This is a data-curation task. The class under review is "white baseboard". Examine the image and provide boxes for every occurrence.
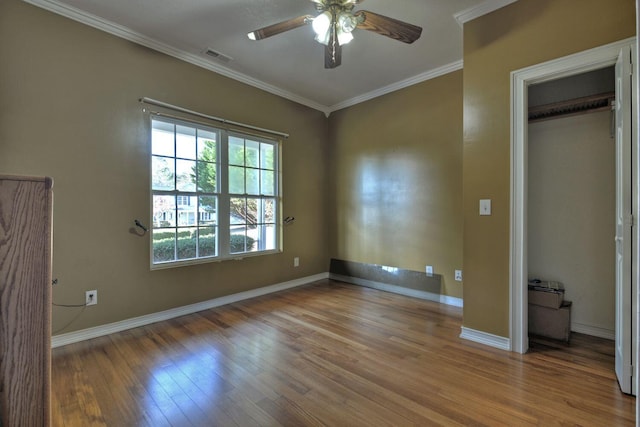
[330,273,464,307]
[52,273,329,348]
[460,326,511,351]
[572,322,615,340]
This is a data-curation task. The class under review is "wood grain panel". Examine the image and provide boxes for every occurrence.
[50,280,634,426]
[0,176,53,427]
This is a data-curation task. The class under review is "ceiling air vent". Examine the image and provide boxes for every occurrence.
[204,48,233,63]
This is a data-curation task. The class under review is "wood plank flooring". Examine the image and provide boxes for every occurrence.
[51,280,635,426]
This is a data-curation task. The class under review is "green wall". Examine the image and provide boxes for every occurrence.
[462,0,635,337]
[2,0,635,341]
[328,71,464,298]
[0,0,329,334]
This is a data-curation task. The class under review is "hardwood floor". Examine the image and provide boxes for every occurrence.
[51,280,635,426]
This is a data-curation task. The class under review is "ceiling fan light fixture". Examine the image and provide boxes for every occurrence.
[312,11,331,45]
[314,32,330,45]
[313,10,356,46]
[338,12,357,33]
[336,12,356,45]
[337,29,353,45]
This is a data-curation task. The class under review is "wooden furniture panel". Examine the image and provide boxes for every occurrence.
[0,175,53,427]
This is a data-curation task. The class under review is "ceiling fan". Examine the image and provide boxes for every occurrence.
[247,0,423,69]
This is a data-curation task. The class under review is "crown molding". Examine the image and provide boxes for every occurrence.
[23,0,465,115]
[454,0,519,26]
[22,0,332,115]
[327,60,463,114]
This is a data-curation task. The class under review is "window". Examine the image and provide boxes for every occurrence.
[150,116,280,268]
[176,195,191,206]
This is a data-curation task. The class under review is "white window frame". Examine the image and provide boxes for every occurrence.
[149,115,282,270]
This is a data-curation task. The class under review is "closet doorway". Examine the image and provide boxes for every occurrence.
[527,67,616,344]
[510,39,637,396]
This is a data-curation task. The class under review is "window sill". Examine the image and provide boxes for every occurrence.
[150,248,283,271]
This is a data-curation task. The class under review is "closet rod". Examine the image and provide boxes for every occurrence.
[139,97,289,139]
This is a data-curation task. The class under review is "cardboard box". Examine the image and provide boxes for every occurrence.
[528,286,565,309]
[528,301,572,342]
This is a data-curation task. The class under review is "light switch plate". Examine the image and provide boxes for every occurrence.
[479,199,491,216]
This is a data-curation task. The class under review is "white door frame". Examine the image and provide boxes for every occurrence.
[510,37,637,354]
[635,3,639,421]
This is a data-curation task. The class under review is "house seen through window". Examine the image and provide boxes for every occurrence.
[151,116,280,267]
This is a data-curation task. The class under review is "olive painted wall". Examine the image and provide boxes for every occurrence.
[0,0,329,334]
[328,71,464,298]
[3,0,633,340]
[463,0,635,337]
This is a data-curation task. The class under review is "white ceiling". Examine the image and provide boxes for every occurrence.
[24,0,518,114]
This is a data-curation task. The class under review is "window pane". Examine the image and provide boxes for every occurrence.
[230,197,245,225]
[152,120,174,157]
[153,229,176,263]
[196,161,216,193]
[197,132,217,162]
[198,227,217,257]
[177,197,197,226]
[258,224,276,250]
[229,166,244,194]
[176,125,196,160]
[246,140,259,168]
[264,198,275,223]
[229,136,244,166]
[246,225,258,252]
[261,170,274,196]
[176,159,196,192]
[230,228,248,254]
[176,227,197,260]
[246,198,258,225]
[198,196,217,226]
[246,169,259,195]
[152,156,175,191]
[261,143,274,170]
[153,195,176,227]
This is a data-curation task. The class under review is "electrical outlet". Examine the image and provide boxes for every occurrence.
[86,290,97,306]
[454,270,463,282]
[426,265,433,276]
[294,257,300,267]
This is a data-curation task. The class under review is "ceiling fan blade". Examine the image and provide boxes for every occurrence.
[354,10,422,44]
[248,15,313,40]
